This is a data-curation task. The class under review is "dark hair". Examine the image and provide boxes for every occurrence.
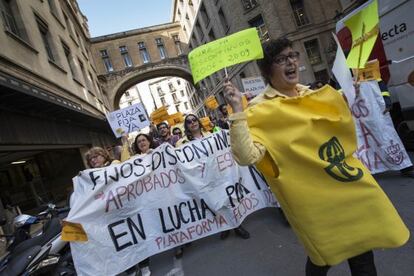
[85,147,113,168]
[257,38,293,84]
[184,114,205,141]
[156,122,169,130]
[218,104,227,114]
[172,127,182,134]
[133,133,156,154]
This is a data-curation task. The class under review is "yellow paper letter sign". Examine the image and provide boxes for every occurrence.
[188,28,264,84]
[62,221,88,242]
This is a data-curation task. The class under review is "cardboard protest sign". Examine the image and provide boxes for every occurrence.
[352,81,412,173]
[199,116,212,131]
[353,59,381,82]
[241,77,265,98]
[106,103,149,138]
[66,131,278,275]
[188,28,264,84]
[150,106,169,124]
[166,112,184,126]
[204,95,219,109]
[345,0,379,68]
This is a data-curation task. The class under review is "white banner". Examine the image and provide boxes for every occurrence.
[352,81,412,173]
[332,33,356,107]
[67,131,278,275]
[106,103,149,138]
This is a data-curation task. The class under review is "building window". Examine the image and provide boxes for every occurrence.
[304,39,322,65]
[290,0,310,27]
[47,0,59,17]
[184,102,189,110]
[173,35,183,55]
[1,0,25,38]
[214,72,220,84]
[62,42,76,76]
[76,32,87,55]
[218,9,228,32]
[119,46,133,67]
[169,82,176,91]
[177,79,181,85]
[88,72,95,92]
[138,42,150,64]
[125,91,130,97]
[249,15,269,41]
[200,4,210,25]
[196,21,204,41]
[155,38,167,59]
[177,8,181,19]
[100,49,114,72]
[191,34,197,47]
[157,86,164,96]
[172,93,178,101]
[188,0,193,6]
[78,59,89,89]
[175,104,180,112]
[36,17,55,62]
[242,0,258,10]
[180,90,184,97]
[161,97,166,105]
[314,69,329,84]
[208,29,215,41]
[63,12,75,38]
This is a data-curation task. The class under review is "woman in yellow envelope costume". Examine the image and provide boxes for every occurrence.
[223,38,409,276]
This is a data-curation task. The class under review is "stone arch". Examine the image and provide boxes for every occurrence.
[110,63,195,109]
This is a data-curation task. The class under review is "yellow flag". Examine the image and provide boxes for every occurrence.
[188,28,264,84]
[345,0,379,68]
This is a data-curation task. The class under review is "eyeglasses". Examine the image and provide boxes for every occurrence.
[273,51,300,65]
[186,118,197,124]
[89,155,102,161]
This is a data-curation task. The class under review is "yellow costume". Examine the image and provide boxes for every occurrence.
[230,84,409,265]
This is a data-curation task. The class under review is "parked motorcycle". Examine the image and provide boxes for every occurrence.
[0,204,75,276]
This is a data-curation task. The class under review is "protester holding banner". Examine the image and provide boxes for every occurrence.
[223,38,409,276]
[85,147,120,168]
[176,114,210,146]
[155,122,180,147]
[176,114,251,239]
[217,104,230,130]
[86,143,153,275]
[172,127,183,138]
[132,133,157,155]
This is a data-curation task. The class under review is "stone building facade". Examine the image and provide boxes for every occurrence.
[89,22,196,110]
[172,0,344,115]
[0,0,114,213]
[148,77,193,115]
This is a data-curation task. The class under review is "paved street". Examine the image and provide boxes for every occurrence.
[148,170,414,276]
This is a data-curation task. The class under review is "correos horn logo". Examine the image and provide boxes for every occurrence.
[319,137,363,182]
